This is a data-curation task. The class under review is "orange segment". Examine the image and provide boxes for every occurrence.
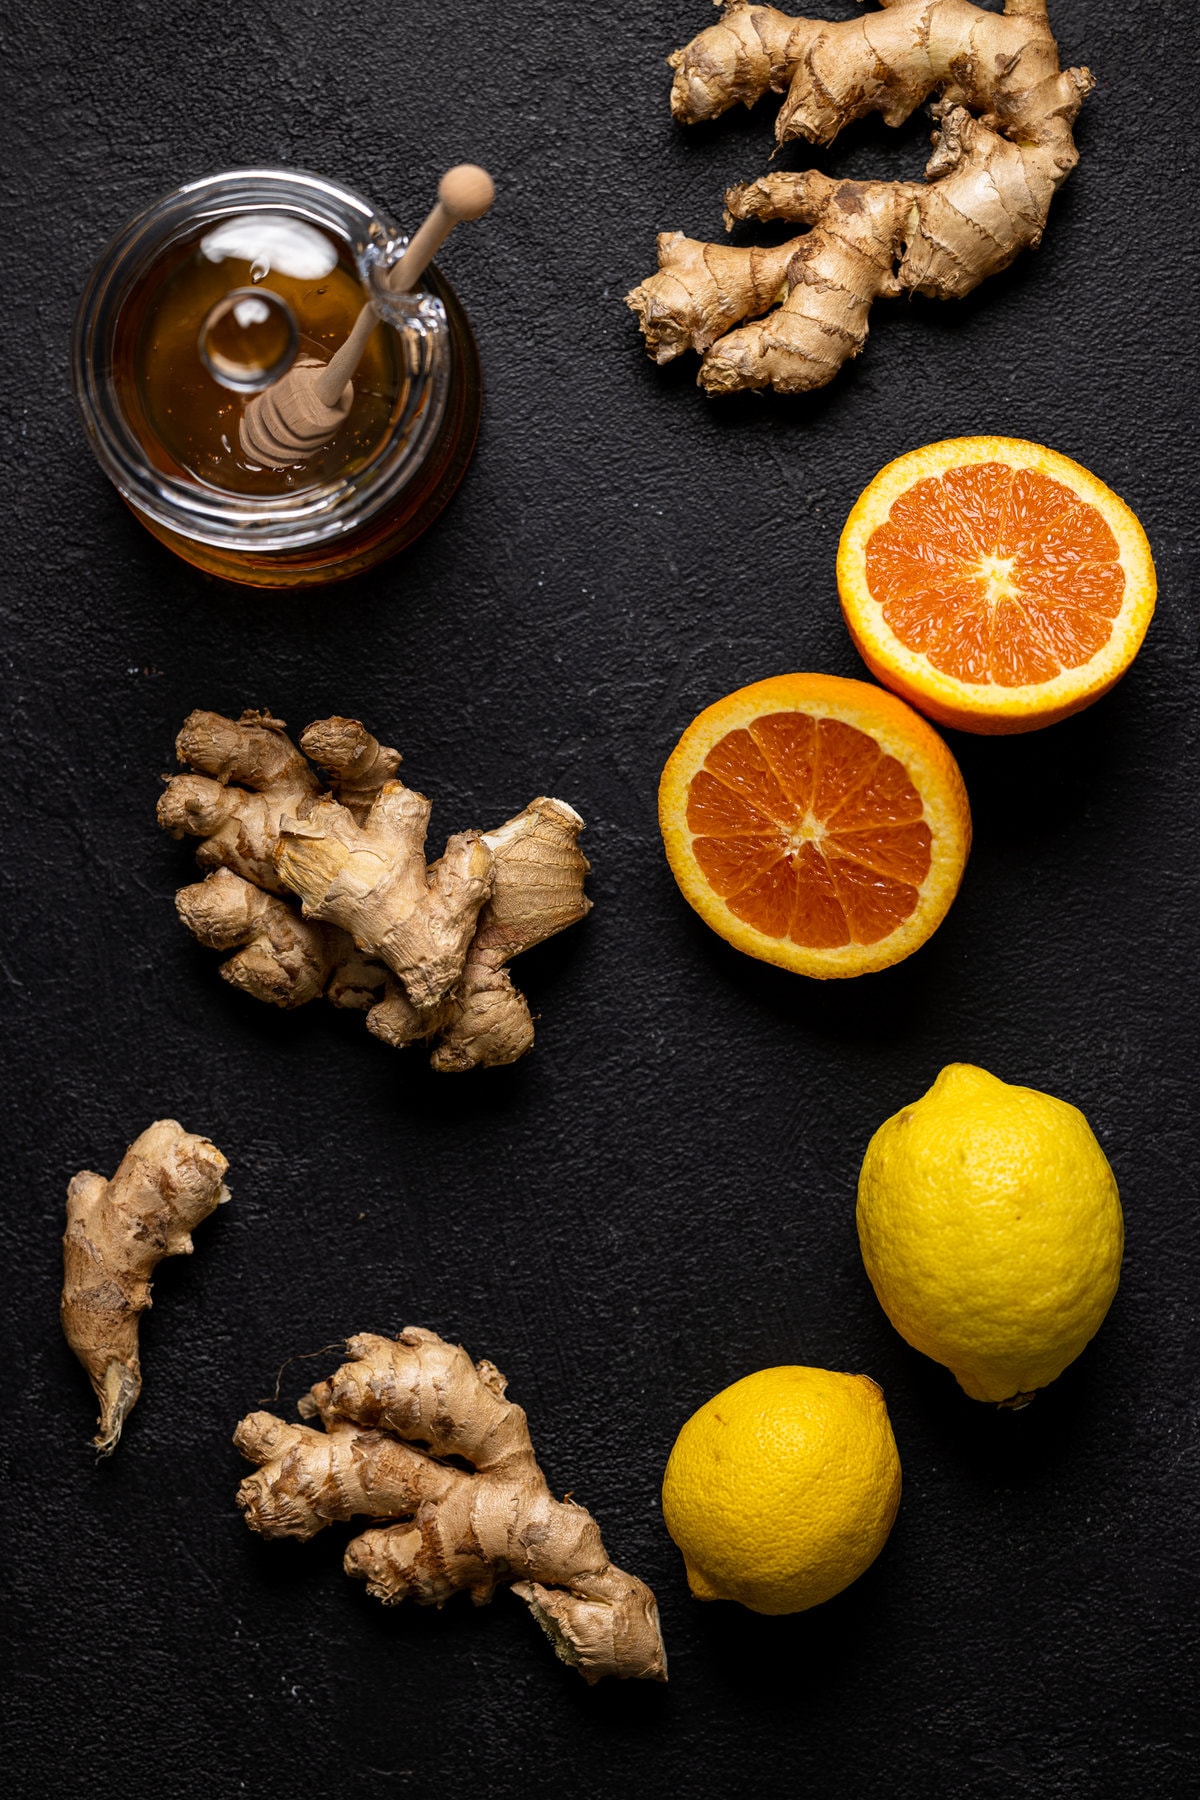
[839,439,1156,734]
[703,728,798,823]
[660,674,971,979]
[749,711,817,813]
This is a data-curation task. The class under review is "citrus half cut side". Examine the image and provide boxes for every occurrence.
[837,438,1156,734]
[659,673,971,978]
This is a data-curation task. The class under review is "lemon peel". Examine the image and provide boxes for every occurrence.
[662,1365,901,1614]
[857,1063,1124,1403]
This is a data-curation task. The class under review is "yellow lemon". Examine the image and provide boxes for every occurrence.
[857,1064,1124,1405]
[661,1366,901,1614]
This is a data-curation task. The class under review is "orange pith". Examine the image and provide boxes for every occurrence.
[864,462,1125,688]
[687,713,931,948]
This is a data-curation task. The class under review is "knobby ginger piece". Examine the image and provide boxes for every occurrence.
[158,711,591,1071]
[156,709,320,894]
[627,0,1094,394]
[236,1327,668,1684]
[62,1121,229,1453]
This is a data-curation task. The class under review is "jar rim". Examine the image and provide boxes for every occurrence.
[72,167,453,553]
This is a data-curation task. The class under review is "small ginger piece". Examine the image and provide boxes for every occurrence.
[159,712,591,1071]
[62,1121,229,1453]
[235,1327,668,1684]
[430,796,591,1071]
[174,867,387,1012]
[273,787,496,1011]
[627,0,1094,394]
[298,715,403,816]
[360,795,593,1069]
[156,709,321,893]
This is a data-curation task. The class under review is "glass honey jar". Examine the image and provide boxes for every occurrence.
[73,169,482,588]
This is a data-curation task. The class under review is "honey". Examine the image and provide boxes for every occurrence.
[124,217,402,497]
[74,170,481,588]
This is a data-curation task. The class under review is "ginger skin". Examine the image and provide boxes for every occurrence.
[627,0,1093,394]
[159,712,590,1072]
[236,1328,668,1684]
[62,1121,229,1453]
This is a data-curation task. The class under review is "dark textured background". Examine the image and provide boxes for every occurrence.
[3,3,1197,1795]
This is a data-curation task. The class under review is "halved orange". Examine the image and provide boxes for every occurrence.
[838,438,1156,734]
[659,674,971,978]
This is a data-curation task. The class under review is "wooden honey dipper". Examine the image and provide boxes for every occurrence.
[239,164,495,468]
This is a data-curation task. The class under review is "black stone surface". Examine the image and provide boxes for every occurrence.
[4,3,1198,1795]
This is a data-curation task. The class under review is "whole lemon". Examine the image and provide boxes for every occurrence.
[857,1064,1123,1404]
[661,1366,901,1614]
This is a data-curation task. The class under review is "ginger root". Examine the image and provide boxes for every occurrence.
[62,1121,229,1453]
[159,711,590,1072]
[627,0,1093,394]
[235,1327,668,1684]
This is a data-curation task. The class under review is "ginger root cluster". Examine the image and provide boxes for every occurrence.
[236,1327,668,1684]
[158,710,590,1072]
[627,0,1093,394]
